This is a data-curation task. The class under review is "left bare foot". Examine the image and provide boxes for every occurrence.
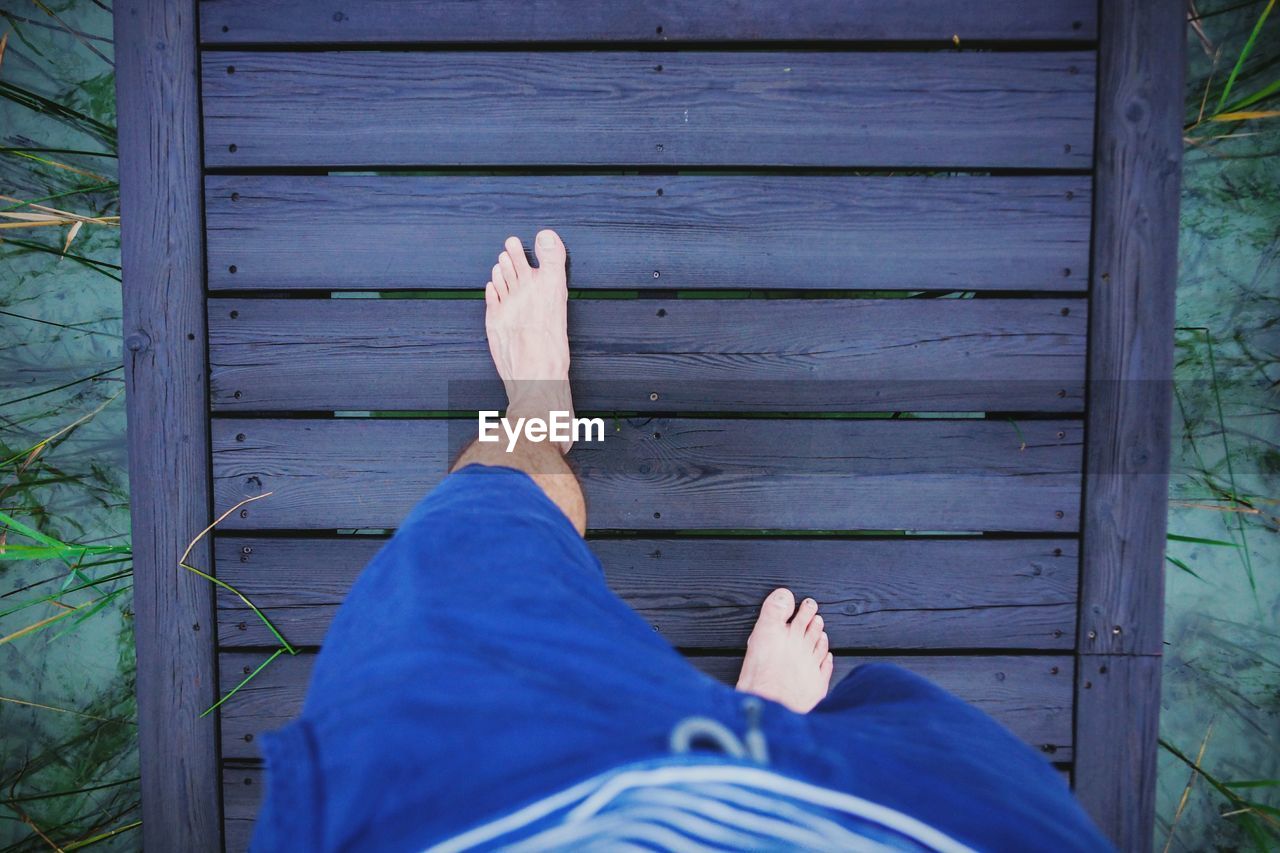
[484,230,573,450]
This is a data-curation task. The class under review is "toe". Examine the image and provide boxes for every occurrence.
[534,229,567,269]
[499,252,519,291]
[758,587,795,628]
[491,263,507,296]
[820,652,834,678]
[485,281,500,306]
[805,614,824,644]
[792,598,818,632]
[505,236,533,280]
[815,631,829,659]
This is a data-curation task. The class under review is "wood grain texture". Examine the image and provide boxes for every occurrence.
[1073,655,1161,851]
[201,51,1095,168]
[1080,0,1183,659]
[218,651,1074,761]
[115,0,221,848]
[210,418,1083,532]
[204,175,1092,292]
[1074,1,1184,848]
[223,768,262,852]
[208,297,1087,413]
[200,0,1097,44]
[214,536,1078,649]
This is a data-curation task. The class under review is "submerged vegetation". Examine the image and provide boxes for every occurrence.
[0,0,1275,850]
[1160,1,1280,849]
[1,1,136,849]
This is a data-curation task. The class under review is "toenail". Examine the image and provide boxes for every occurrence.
[539,232,556,247]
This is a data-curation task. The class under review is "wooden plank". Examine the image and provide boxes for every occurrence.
[1080,2,1182,660]
[201,51,1095,169]
[1073,655,1161,851]
[204,174,1092,292]
[115,0,221,849]
[208,297,1088,413]
[218,652,1074,761]
[210,418,1083,532]
[214,536,1078,649]
[1075,1,1183,848]
[201,0,1098,44]
[223,768,259,852]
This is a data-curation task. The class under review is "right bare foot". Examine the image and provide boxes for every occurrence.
[735,588,833,713]
[484,230,574,450]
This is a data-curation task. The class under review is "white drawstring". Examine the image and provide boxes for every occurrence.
[668,697,770,764]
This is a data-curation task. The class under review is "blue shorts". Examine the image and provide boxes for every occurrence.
[252,465,1109,852]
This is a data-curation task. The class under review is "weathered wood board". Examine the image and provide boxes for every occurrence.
[207,297,1088,412]
[202,51,1095,169]
[204,175,1092,292]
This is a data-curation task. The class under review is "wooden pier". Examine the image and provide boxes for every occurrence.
[115,2,1184,849]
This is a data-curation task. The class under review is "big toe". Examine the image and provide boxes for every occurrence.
[757,587,795,628]
[534,229,567,269]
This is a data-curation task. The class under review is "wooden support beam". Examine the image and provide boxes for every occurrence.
[1076,0,1184,849]
[115,0,221,848]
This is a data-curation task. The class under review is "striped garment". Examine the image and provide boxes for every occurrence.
[427,759,974,852]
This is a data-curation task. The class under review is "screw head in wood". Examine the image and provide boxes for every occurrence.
[1087,629,1097,640]
[649,392,659,401]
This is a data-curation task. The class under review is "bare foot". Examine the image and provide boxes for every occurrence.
[736,588,833,713]
[485,230,573,450]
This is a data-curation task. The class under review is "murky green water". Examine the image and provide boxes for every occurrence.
[1,2,1276,849]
